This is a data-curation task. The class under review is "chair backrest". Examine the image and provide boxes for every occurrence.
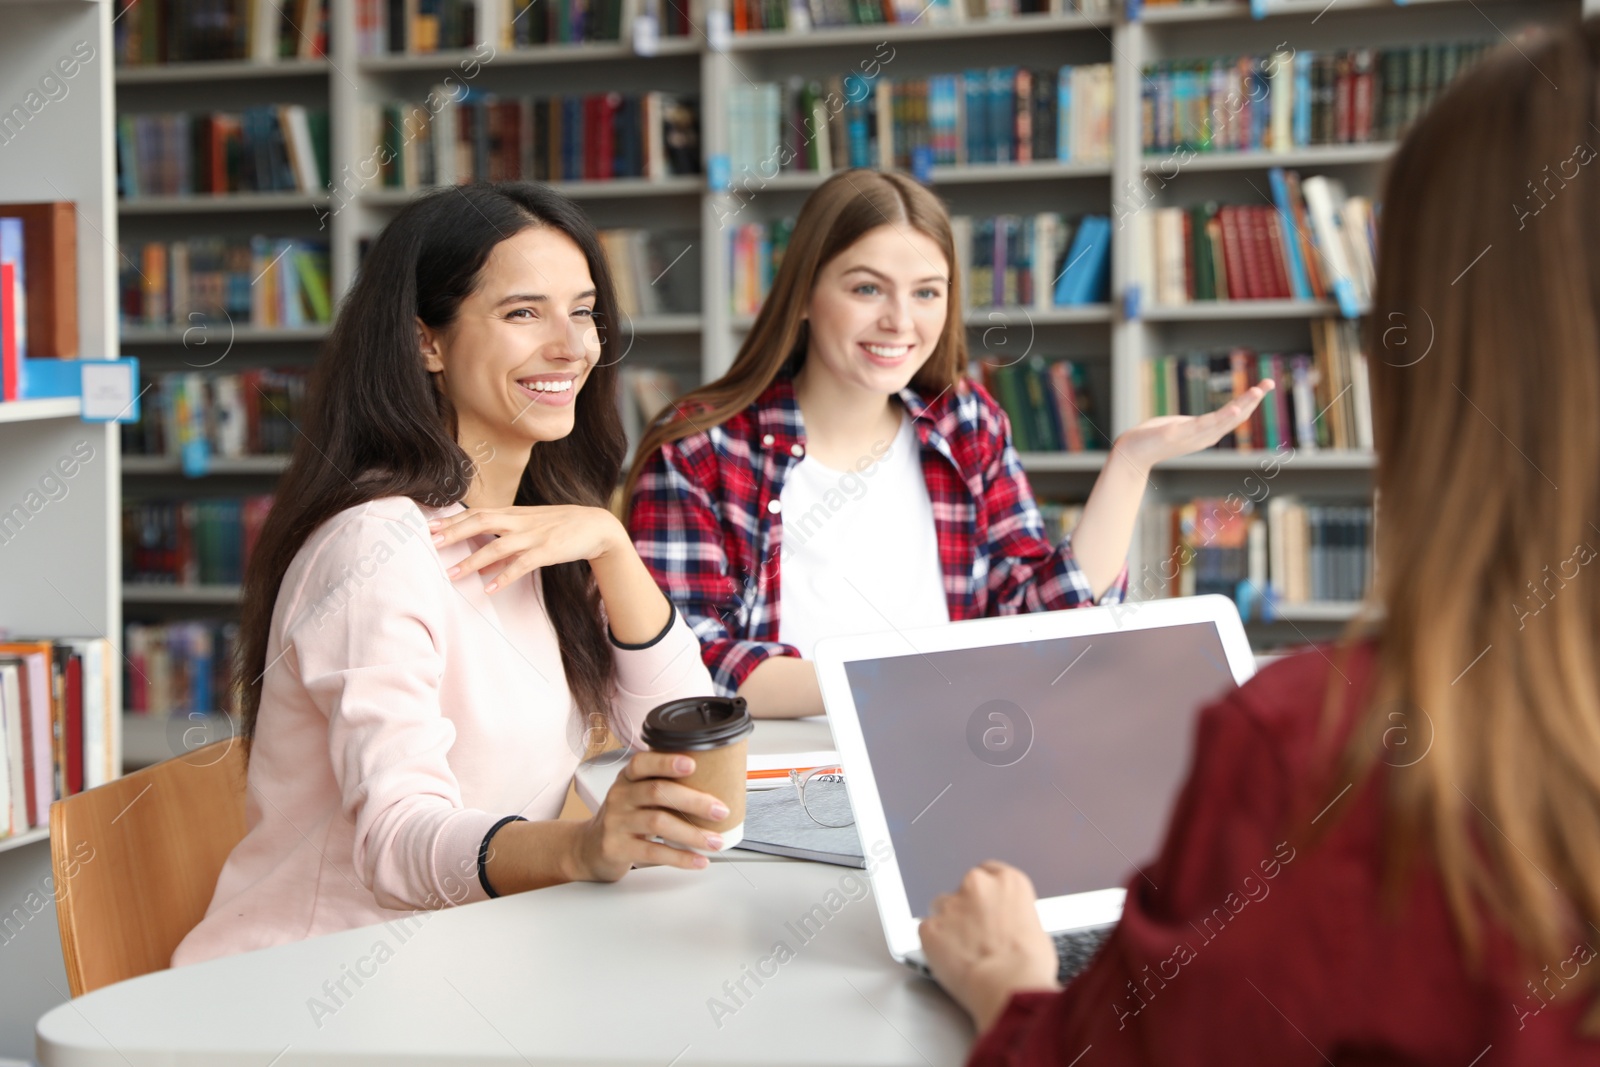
[51,739,248,995]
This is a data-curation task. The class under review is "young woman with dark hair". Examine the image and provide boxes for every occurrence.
[921,21,1600,1064]
[624,170,1272,718]
[173,183,726,966]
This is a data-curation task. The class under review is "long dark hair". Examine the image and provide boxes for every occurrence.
[622,169,968,510]
[237,182,628,748]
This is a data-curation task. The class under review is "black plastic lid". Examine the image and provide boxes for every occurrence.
[640,696,754,752]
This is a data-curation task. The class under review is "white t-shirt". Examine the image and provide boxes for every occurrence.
[777,413,950,661]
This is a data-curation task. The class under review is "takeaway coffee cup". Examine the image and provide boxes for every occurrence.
[640,696,754,852]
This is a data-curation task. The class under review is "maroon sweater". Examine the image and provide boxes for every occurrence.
[971,642,1600,1066]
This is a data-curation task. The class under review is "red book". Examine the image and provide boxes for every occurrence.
[1014,70,1033,165]
[1352,50,1375,143]
[63,647,83,798]
[1246,206,1280,299]
[1218,207,1249,300]
[0,262,16,401]
[1258,207,1293,299]
[597,94,621,181]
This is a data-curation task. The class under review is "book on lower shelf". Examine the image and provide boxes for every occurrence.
[1143,317,1372,453]
[360,90,702,188]
[598,229,700,319]
[974,356,1106,453]
[725,64,1112,179]
[121,368,311,461]
[0,202,80,401]
[1141,39,1491,155]
[1136,496,1374,616]
[123,496,275,587]
[116,106,331,200]
[119,236,332,329]
[0,638,118,838]
[114,0,328,65]
[954,212,1111,310]
[124,620,240,720]
[1134,170,1375,315]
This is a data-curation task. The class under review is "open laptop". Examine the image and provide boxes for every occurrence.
[812,594,1256,983]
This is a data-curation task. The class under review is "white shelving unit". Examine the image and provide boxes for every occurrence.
[111,0,1600,775]
[0,0,120,1050]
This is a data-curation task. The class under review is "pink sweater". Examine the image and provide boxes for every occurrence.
[172,497,714,966]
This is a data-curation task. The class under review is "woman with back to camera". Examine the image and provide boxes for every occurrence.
[624,170,1273,718]
[919,19,1600,1064]
[173,183,728,967]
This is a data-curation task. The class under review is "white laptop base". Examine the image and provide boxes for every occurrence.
[812,595,1257,975]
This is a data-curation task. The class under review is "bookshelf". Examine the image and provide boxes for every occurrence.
[0,0,120,1050]
[112,0,1598,770]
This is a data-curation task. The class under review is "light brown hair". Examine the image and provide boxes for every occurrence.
[622,169,969,509]
[1339,18,1600,980]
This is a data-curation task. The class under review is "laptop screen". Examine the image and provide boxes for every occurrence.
[841,620,1238,917]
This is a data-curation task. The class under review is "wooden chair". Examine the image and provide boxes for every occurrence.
[50,739,248,995]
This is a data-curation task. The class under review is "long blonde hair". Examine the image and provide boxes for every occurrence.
[1337,18,1600,976]
[622,169,969,510]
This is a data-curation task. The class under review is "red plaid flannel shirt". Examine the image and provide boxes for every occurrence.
[626,367,1128,697]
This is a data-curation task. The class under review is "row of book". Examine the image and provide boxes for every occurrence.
[119,237,333,329]
[1138,497,1374,606]
[1134,171,1375,314]
[362,91,701,190]
[125,621,240,718]
[728,219,792,318]
[356,0,697,54]
[954,213,1111,309]
[123,497,274,587]
[114,0,328,65]
[0,639,117,837]
[1141,42,1490,155]
[116,107,331,200]
[599,230,699,318]
[0,202,80,400]
[1142,321,1373,454]
[121,369,312,459]
[975,357,1106,453]
[737,0,1110,32]
[725,65,1112,178]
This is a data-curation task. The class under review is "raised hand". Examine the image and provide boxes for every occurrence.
[1114,379,1276,474]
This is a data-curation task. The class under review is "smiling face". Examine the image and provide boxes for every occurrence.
[417,224,601,455]
[801,224,951,400]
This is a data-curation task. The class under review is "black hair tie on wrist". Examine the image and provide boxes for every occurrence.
[477,815,528,899]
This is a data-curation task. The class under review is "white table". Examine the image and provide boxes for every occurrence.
[40,719,978,1065]
[36,859,974,1066]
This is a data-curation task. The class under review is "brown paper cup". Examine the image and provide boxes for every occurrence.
[661,738,747,848]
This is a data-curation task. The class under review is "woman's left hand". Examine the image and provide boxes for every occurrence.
[919,861,1062,1033]
[1113,379,1276,474]
[430,505,625,592]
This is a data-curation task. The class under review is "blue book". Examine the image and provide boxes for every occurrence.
[1293,52,1313,148]
[990,67,1015,164]
[1052,215,1111,306]
[1267,168,1312,300]
[963,70,988,164]
[0,218,26,361]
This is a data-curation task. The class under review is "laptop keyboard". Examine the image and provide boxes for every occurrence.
[1053,925,1114,984]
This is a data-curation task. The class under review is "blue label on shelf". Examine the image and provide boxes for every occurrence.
[181,439,211,479]
[708,154,731,192]
[1250,0,1267,17]
[1122,284,1142,321]
[911,146,934,185]
[19,357,142,422]
[1126,0,1141,19]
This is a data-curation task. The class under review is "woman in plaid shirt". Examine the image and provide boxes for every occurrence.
[624,170,1270,718]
